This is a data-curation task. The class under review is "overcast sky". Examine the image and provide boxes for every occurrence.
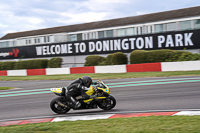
[0,0,199,38]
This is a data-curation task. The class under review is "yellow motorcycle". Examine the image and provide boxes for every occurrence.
[50,80,116,114]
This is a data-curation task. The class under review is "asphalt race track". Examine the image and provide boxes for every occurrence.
[0,76,200,121]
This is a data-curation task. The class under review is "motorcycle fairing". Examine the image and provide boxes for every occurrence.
[50,88,63,96]
[85,86,95,95]
[83,97,107,103]
[50,80,110,102]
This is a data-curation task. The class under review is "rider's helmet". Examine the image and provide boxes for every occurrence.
[82,76,92,88]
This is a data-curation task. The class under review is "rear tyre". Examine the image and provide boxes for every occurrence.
[98,96,116,110]
[50,97,70,114]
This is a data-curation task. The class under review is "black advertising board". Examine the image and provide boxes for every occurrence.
[0,29,200,60]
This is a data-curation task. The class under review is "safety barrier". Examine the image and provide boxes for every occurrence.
[46,68,70,75]
[95,65,126,73]
[70,66,95,74]
[0,60,200,76]
[0,71,7,76]
[126,63,161,72]
[161,61,200,71]
[7,70,27,76]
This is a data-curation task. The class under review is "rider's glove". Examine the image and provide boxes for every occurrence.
[92,86,98,91]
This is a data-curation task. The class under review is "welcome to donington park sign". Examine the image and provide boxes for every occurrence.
[0,29,199,60]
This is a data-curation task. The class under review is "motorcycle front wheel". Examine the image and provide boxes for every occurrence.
[98,95,116,110]
[50,97,70,114]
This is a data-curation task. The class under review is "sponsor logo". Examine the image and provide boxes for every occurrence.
[0,48,19,57]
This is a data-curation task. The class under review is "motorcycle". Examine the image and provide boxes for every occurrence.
[50,80,116,114]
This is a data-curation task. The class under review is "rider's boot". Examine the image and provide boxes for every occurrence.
[66,95,81,108]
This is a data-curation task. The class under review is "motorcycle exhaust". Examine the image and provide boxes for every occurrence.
[57,101,69,109]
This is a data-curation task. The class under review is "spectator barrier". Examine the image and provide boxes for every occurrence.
[0,61,200,76]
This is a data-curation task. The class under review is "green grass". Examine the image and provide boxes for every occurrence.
[0,116,200,133]
[1,70,200,81]
[0,87,14,90]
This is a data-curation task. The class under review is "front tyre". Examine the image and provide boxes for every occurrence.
[50,97,70,114]
[98,95,116,110]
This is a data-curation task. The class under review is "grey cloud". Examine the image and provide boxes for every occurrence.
[0,0,200,38]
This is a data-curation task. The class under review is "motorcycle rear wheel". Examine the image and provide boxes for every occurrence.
[98,95,116,110]
[50,97,70,114]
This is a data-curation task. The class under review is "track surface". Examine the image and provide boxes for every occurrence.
[0,76,200,121]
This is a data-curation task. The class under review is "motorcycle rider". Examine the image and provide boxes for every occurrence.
[65,76,97,108]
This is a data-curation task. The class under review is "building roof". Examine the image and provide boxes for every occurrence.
[1,6,200,40]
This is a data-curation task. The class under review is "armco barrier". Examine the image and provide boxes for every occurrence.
[27,69,46,76]
[0,71,7,76]
[95,65,126,73]
[1,61,200,76]
[126,63,161,72]
[161,61,200,71]
[46,68,70,75]
[7,70,27,76]
[70,66,95,74]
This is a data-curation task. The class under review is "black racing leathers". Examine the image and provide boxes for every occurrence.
[65,78,90,108]
[66,78,90,99]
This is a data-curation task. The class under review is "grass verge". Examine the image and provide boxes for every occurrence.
[0,116,200,133]
[0,70,200,81]
[0,87,14,90]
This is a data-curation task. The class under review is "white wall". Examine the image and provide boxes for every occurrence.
[95,65,126,73]
[46,68,70,75]
[161,60,200,71]
[7,70,27,76]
